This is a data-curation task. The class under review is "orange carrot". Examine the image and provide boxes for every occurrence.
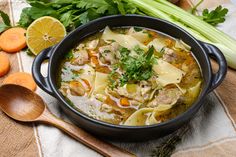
[149,31,158,38]
[91,56,99,66]
[165,39,173,47]
[95,66,111,74]
[0,27,27,53]
[120,97,130,106]
[0,53,10,77]
[105,96,117,107]
[81,79,91,91]
[3,72,37,91]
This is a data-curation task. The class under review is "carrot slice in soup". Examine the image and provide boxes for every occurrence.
[88,50,97,57]
[0,27,27,53]
[3,72,37,91]
[120,98,130,106]
[91,56,99,66]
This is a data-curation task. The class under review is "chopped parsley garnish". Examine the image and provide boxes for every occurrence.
[143,30,153,38]
[65,50,73,60]
[112,46,156,87]
[134,45,145,55]
[108,65,119,89]
[134,26,143,32]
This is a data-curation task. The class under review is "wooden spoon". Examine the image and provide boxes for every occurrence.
[0,84,135,157]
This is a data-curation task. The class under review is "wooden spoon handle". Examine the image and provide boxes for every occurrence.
[39,108,135,157]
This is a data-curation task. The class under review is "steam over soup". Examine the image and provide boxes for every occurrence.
[58,27,202,126]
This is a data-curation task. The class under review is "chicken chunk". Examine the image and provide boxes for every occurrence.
[71,50,89,65]
[148,88,182,107]
[86,39,99,50]
[162,48,177,63]
[69,81,86,96]
[140,81,152,100]
[114,85,145,103]
[99,42,120,64]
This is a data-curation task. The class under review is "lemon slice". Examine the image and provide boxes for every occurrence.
[26,16,66,55]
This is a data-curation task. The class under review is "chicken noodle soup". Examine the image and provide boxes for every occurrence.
[58,27,202,126]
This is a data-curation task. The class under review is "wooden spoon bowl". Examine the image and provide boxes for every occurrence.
[0,85,45,121]
[0,84,135,157]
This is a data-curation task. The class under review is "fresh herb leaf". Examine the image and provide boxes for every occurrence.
[143,30,153,38]
[134,26,143,32]
[0,10,11,26]
[146,46,154,60]
[122,1,138,14]
[0,24,10,33]
[29,7,58,19]
[79,9,101,25]
[119,74,129,87]
[65,50,73,59]
[199,5,228,26]
[113,0,126,15]
[60,11,73,28]
[18,8,34,28]
[52,0,74,4]
[120,47,130,58]
[134,45,145,54]
[76,0,115,14]
[108,69,118,89]
[0,11,11,33]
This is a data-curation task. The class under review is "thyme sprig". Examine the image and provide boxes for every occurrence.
[151,125,191,157]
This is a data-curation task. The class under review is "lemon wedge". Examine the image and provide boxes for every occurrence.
[26,16,66,55]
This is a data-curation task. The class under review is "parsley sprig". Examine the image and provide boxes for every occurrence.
[200,5,229,26]
[191,1,228,26]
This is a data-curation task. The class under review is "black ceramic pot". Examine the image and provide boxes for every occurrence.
[32,15,227,141]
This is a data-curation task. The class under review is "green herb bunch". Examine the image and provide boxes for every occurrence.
[18,0,137,31]
[200,5,229,26]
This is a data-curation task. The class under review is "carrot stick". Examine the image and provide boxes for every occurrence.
[3,72,37,91]
[0,53,10,77]
[0,27,27,53]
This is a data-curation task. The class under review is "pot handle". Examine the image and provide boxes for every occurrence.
[32,47,54,96]
[200,42,227,93]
